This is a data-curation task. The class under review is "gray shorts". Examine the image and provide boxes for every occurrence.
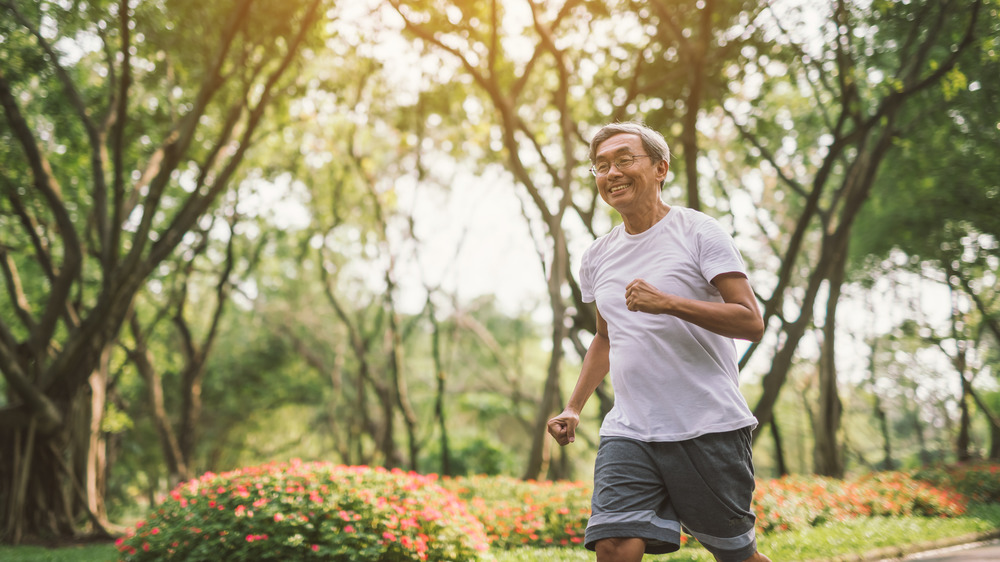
[585,427,758,561]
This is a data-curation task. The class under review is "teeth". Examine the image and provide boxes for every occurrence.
[609,183,630,194]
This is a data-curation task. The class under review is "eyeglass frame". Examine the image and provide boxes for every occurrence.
[589,154,651,177]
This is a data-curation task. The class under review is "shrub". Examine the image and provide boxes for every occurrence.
[116,460,489,561]
[440,475,591,550]
[854,471,967,517]
[912,462,1000,504]
[753,472,967,535]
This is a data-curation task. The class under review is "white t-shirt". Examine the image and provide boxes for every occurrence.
[580,206,758,442]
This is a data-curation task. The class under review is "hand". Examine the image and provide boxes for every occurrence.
[625,278,668,313]
[547,408,580,446]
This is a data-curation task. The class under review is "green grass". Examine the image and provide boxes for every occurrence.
[0,543,118,562]
[4,505,1000,562]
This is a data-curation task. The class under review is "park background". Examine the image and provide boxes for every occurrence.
[1,0,999,559]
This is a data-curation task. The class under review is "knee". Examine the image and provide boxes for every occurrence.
[595,537,645,562]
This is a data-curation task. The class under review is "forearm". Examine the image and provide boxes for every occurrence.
[627,276,764,342]
[657,295,764,342]
[565,331,611,413]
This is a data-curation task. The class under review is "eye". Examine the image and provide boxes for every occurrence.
[595,162,611,174]
[616,155,635,168]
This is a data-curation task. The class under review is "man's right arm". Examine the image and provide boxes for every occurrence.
[547,308,611,446]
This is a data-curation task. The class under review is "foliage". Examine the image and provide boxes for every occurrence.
[753,472,966,534]
[115,460,489,561]
[912,462,1000,504]
[1,0,327,541]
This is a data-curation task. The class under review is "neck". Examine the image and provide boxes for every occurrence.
[622,201,671,234]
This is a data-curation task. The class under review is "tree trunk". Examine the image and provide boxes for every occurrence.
[524,227,569,480]
[813,246,847,478]
[951,288,973,462]
[957,372,973,462]
[904,392,932,466]
[429,301,452,476]
[770,414,788,477]
[868,338,894,470]
[1,386,113,543]
[991,421,1000,461]
[85,348,111,530]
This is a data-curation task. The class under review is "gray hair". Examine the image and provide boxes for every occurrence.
[588,121,671,167]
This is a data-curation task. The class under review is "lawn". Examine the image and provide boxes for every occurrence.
[3,504,999,562]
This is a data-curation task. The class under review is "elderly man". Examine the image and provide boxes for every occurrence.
[547,122,770,562]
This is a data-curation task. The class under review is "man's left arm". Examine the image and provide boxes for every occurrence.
[625,272,764,341]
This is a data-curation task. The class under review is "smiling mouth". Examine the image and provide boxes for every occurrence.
[608,183,631,194]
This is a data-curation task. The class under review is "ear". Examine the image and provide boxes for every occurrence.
[655,160,669,183]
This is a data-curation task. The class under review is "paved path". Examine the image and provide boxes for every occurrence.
[895,539,1000,561]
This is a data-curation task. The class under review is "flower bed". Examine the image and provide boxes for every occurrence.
[912,462,1000,504]
[753,472,967,534]
[439,475,592,550]
[116,460,488,561]
[116,461,989,559]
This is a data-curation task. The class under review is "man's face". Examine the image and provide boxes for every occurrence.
[593,133,668,215]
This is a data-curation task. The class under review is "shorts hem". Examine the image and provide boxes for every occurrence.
[705,537,758,562]
[584,523,680,555]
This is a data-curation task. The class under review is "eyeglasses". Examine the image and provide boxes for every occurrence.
[590,154,650,177]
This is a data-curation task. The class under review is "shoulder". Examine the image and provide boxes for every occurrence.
[670,207,731,240]
[584,223,626,259]
[672,206,718,229]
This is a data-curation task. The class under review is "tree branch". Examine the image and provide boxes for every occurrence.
[0,248,36,334]
[0,69,83,359]
[108,0,133,274]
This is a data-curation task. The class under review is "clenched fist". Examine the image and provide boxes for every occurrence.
[547,408,580,446]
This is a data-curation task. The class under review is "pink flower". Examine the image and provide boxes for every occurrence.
[311,544,320,552]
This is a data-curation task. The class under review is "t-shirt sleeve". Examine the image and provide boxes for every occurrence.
[580,248,596,303]
[697,218,747,284]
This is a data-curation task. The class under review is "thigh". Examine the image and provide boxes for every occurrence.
[591,437,666,514]
[656,428,759,561]
[586,437,681,555]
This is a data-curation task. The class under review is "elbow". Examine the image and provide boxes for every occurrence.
[746,318,765,343]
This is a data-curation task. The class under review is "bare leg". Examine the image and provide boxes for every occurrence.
[595,537,646,562]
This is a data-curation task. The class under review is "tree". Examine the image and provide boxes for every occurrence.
[851,0,1000,462]
[123,202,263,487]
[0,0,323,542]
[731,0,983,476]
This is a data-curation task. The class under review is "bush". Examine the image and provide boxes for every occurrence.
[115,460,985,560]
[912,462,1000,504]
[440,475,591,550]
[116,460,489,561]
[753,472,967,534]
